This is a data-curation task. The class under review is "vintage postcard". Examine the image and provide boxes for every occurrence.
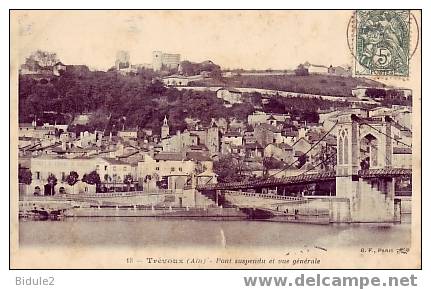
[10,10,421,269]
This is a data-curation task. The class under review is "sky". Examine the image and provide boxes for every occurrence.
[13,10,355,71]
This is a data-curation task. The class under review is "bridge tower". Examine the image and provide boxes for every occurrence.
[335,114,396,222]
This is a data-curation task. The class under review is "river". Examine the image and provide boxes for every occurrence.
[19,216,411,248]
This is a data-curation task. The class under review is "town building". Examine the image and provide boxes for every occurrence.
[221,131,243,155]
[303,62,328,74]
[161,130,200,152]
[162,74,204,87]
[117,129,139,140]
[152,51,181,71]
[253,124,283,147]
[328,65,351,76]
[264,143,294,163]
[352,87,412,101]
[247,111,291,127]
[189,121,221,157]
[292,137,312,155]
[244,142,264,159]
[137,152,214,191]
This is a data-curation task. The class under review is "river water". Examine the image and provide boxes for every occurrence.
[19,216,411,248]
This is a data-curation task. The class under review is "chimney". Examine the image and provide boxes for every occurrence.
[61,141,66,151]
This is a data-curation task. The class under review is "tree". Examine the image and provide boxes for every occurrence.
[294,64,309,76]
[123,174,133,191]
[310,144,337,172]
[296,154,309,169]
[87,109,110,131]
[264,98,286,114]
[263,157,284,176]
[65,171,79,194]
[214,154,246,183]
[66,171,79,185]
[18,167,32,185]
[25,50,59,68]
[104,174,111,182]
[82,171,101,185]
[47,173,57,196]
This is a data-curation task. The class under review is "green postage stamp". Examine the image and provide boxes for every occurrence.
[355,10,410,77]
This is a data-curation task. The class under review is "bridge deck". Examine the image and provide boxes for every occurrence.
[197,168,411,191]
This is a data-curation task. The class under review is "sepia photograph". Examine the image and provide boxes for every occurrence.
[9,10,421,269]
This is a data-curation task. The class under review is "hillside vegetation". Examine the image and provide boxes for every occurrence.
[191,74,386,97]
[18,69,374,134]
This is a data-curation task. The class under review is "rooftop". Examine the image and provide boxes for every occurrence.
[101,157,130,165]
[154,152,184,161]
[186,151,212,162]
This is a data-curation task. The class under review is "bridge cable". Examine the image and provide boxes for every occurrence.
[359,122,412,148]
[297,151,338,177]
[266,120,339,179]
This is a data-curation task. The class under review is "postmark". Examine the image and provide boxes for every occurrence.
[354,10,410,77]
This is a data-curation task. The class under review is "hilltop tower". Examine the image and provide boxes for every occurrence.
[115,50,130,70]
[161,115,170,139]
[152,51,163,71]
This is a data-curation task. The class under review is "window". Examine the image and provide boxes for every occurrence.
[36,171,40,180]
[171,167,175,172]
[104,166,108,170]
[156,167,160,171]
[123,166,127,171]
[179,167,182,172]
[338,135,344,165]
[343,136,349,165]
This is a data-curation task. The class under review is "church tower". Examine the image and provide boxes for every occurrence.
[161,115,170,139]
[207,119,220,156]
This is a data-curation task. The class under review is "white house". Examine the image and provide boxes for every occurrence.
[117,130,138,140]
[162,75,190,86]
[303,62,328,74]
[137,152,214,191]
[29,156,133,195]
[216,88,242,104]
[264,143,294,163]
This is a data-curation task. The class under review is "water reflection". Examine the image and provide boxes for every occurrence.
[19,217,411,248]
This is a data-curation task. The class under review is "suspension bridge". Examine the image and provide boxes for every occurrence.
[196,114,413,223]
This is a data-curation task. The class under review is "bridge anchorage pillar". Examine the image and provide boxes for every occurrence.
[335,114,395,223]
